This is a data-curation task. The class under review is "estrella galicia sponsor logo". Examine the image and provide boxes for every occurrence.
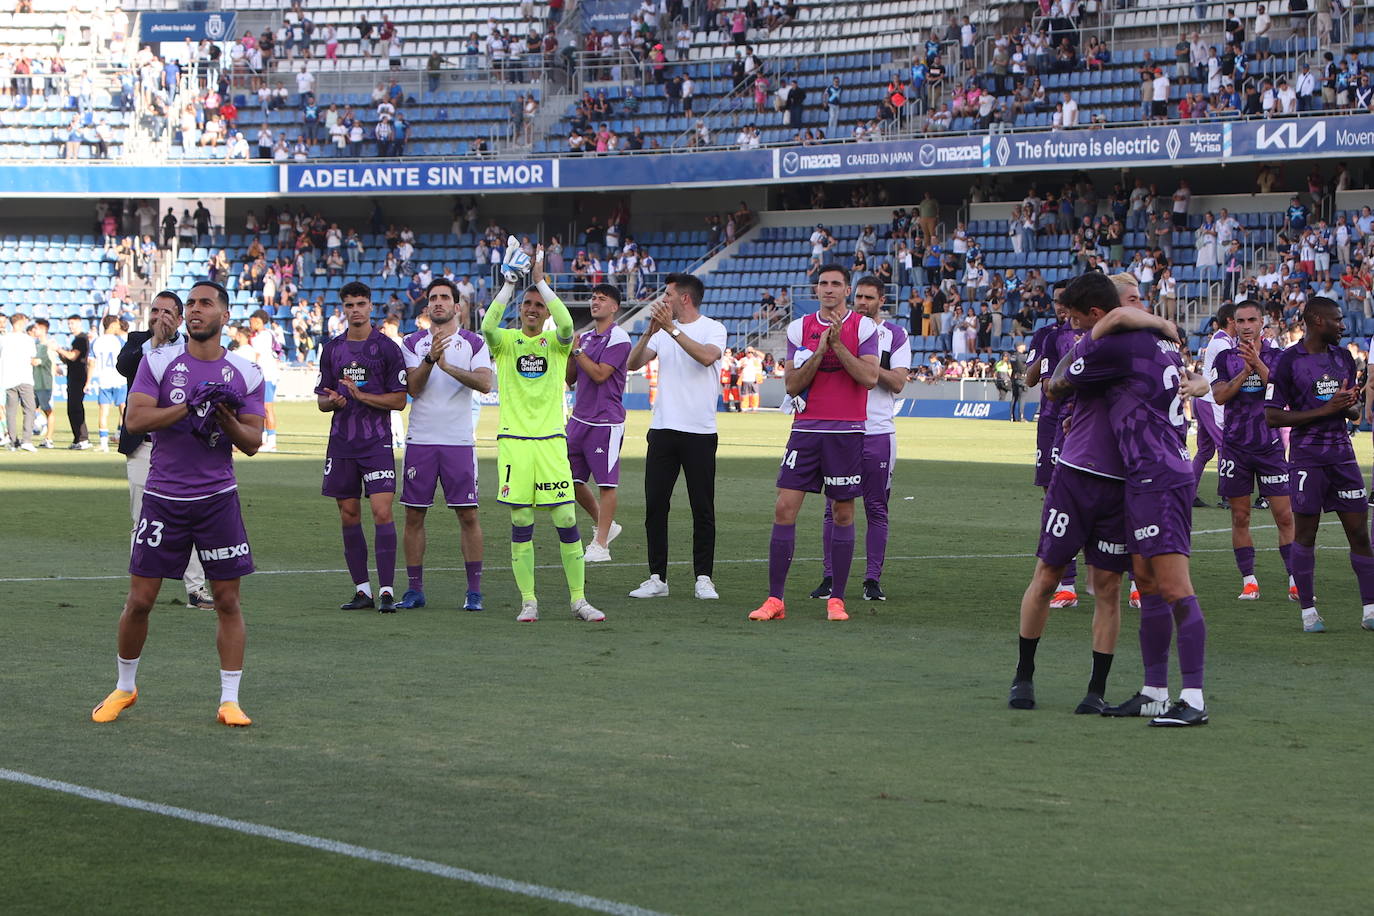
[1313,374,1338,401]
[1240,371,1263,393]
[343,362,368,383]
[824,475,861,486]
[1097,540,1128,555]
[517,353,548,378]
[362,469,396,483]
[171,372,188,387]
[200,542,249,561]
[1133,525,1160,540]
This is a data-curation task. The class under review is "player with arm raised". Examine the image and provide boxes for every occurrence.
[1265,297,1374,633]
[749,264,879,623]
[316,281,409,613]
[395,278,493,611]
[1210,300,1296,601]
[483,238,603,623]
[565,282,630,562]
[91,281,265,727]
[811,275,910,602]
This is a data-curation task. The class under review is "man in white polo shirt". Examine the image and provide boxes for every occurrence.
[626,272,727,600]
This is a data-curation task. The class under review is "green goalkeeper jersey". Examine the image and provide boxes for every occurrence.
[483,292,574,440]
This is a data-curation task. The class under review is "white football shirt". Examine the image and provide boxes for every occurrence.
[401,327,492,446]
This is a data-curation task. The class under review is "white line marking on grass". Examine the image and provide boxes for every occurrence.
[0,768,668,916]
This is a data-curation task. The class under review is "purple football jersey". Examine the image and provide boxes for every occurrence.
[316,328,408,457]
[131,347,265,500]
[1213,345,1282,453]
[1053,334,1125,481]
[1066,329,1192,490]
[1039,322,1085,423]
[571,324,631,424]
[1265,341,1359,466]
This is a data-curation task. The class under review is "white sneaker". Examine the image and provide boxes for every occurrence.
[259,443,278,453]
[606,521,623,544]
[517,599,539,622]
[17,442,36,452]
[583,541,612,563]
[694,575,719,599]
[628,574,669,598]
[572,598,605,621]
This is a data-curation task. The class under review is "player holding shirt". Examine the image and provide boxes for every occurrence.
[1265,297,1374,633]
[1211,300,1296,601]
[482,238,603,623]
[396,278,493,611]
[1193,303,1237,508]
[750,264,879,622]
[566,282,630,563]
[812,276,910,602]
[247,309,281,452]
[316,281,409,613]
[91,281,265,727]
[89,315,126,452]
[1063,275,1213,726]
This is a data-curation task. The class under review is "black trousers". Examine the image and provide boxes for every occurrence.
[66,384,88,442]
[644,428,717,580]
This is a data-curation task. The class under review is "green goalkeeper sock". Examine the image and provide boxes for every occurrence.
[551,503,584,603]
[510,518,536,602]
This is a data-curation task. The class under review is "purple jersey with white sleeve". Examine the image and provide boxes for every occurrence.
[1213,346,1282,453]
[1053,334,1125,481]
[315,328,408,457]
[1066,329,1192,490]
[131,347,265,500]
[1040,322,1085,423]
[571,324,631,424]
[1265,341,1358,466]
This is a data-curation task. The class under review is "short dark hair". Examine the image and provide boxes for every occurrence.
[1305,296,1341,320]
[855,275,884,297]
[33,318,49,329]
[1233,298,1263,316]
[590,282,622,304]
[189,280,230,308]
[340,280,373,302]
[10,312,26,322]
[153,290,183,313]
[102,315,120,330]
[251,308,271,323]
[1215,302,1238,326]
[1063,272,1119,316]
[424,277,460,300]
[818,263,851,285]
[665,272,705,307]
[66,314,83,322]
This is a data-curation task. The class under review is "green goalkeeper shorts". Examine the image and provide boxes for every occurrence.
[496,435,576,508]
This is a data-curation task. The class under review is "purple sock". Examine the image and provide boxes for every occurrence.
[375,523,397,591]
[465,560,482,594]
[768,523,796,600]
[1234,545,1256,577]
[1172,596,1207,690]
[406,565,423,593]
[865,501,888,582]
[1138,593,1173,689]
[829,522,856,600]
[1061,557,1077,588]
[1349,552,1374,606]
[1290,542,1316,607]
[821,500,834,578]
[342,524,369,588]
[1278,542,1293,577]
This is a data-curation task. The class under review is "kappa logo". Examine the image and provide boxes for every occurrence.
[824,475,861,486]
[200,542,249,561]
[362,469,396,483]
[1133,525,1161,540]
[173,363,188,372]
[595,447,605,454]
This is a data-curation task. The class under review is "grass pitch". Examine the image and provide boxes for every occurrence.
[2,404,1373,914]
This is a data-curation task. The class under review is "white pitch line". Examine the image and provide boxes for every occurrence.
[0,768,668,916]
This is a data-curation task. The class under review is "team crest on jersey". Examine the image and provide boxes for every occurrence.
[517,353,548,378]
[538,337,548,347]
[222,367,235,383]
[500,484,510,498]
[406,466,416,480]
[1313,374,1338,401]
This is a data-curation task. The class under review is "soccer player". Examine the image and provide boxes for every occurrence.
[316,281,409,613]
[1193,303,1237,508]
[1024,287,1086,608]
[91,281,265,727]
[482,239,604,623]
[396,278,493,611]
[56,314,92,448]
[1058,274,1213,726]
[1009,275,1133,713]
[1264,297,1374,633]
[566,282,630,562]
[116,291,213,611]
[811,276,910,601]
[750,264,879,622]
[89,315,126,452]
[247,309,281,452]
[1211,299,1296,601]
[737,347,764,412]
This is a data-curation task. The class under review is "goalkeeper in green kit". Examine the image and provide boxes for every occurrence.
[483,237,604,622]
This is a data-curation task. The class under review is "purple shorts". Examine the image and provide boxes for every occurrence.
[1291,461,1368,515]
[322,446,396,500]
[401,444,478,508]
[862,433,895,502]
[1034,416,1058,488]
[566,419,624,487]
[776,430,864,500]
[1037,467,1131,573]
[1218,445,1291,500]
[1125,484,1193,558]
[130,490,254,581]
